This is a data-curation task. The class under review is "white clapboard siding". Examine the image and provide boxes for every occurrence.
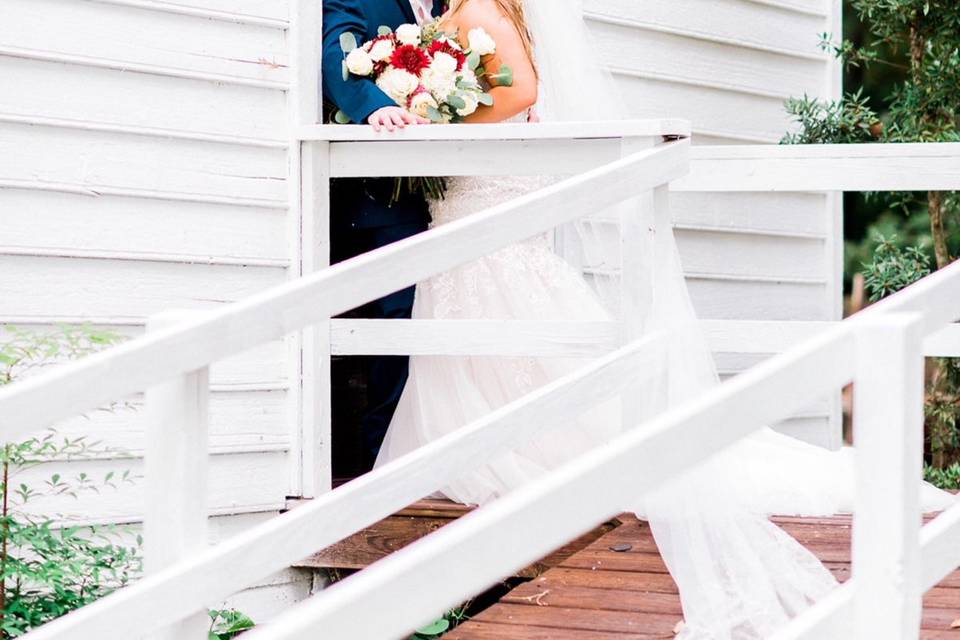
[0,190,288,263]
[0,57,287,143]
[2,0,289,86]
[0,0,300,617]
[584,0,842,446]
[0,124,287,205]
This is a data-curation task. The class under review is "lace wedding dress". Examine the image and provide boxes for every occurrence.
[374,1,955,637]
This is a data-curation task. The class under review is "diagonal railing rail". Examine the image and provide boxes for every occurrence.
[1,126,689,640]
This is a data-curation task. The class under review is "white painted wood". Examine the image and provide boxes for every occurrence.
[584,0,828,59]
[300,141,332,498]
[0,57,287,143]
[920,502,960,590]
[330,320,619,357]
[588,20,826,99]
[20,336,667,640]
[677,143,960,192]
[2,0,289,85]
[144,311,210,640]
[0,256,286,318]
[300,120,692,142]
[769,582,855,640]
[97,0,290,24]
[245,324,858,640]
[0,124,287,206]
[851,314,925,640]
[0,138,689,441]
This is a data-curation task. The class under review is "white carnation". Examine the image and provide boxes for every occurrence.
[395,23,422,46]
[368,38,395,62]
[468,27,497,56]
[345,48,374,76]
[430,51,459,76]
[455,92,479,117]
[421,67,456,102]
[376,67,420,105]
[410,91,439,118]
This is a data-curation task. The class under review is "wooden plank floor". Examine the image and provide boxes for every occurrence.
[447,514,960,639]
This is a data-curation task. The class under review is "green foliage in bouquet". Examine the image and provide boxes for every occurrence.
[0,325,142,638]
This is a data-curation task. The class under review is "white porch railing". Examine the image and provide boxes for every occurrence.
[0,133,956,640]
[0,121,689,640]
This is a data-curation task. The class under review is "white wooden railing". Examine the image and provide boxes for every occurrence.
[0,132,957,640]
[0,120,690,640]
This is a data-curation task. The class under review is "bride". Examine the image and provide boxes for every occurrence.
[374,0,955,637]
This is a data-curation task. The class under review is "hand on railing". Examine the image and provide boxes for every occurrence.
[367,106,430,132]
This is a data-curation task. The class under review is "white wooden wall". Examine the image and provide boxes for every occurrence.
[583,0,844,448]
[0,0,309,618]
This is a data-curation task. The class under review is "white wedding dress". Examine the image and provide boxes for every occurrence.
[374,1,955,637]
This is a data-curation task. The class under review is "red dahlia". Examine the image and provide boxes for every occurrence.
[428,40,467,71]
[391,44,431,75]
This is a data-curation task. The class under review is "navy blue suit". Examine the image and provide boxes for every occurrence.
[323,0,442,469]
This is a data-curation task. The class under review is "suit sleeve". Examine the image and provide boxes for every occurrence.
[323,0,397,124]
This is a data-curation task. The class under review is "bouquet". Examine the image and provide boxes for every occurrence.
[334,21,513,202]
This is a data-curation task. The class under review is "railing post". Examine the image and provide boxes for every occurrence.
[144,311,210,639]
[852,312,926,640]
[301,139,333,497]
[619,136,670,426]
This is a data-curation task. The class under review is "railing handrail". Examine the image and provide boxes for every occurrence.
[0,137,688,441]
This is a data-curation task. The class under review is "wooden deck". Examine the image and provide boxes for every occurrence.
[448,514,960,640]
[294,501,960,638]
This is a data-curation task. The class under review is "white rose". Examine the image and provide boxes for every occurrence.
[455,92,479,117]
[430,51,459,75]
[410,91,439,118]
[376,66,420,105]
[421,67,456,102]
[368,38,395,62]
[458,68,479,89]
[345,48,374,76]
[468,27,497,56]
[395,23,422,46]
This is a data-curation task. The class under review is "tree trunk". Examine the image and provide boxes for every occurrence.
[928,191,951,269]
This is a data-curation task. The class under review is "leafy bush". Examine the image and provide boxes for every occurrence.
[781,90,882,144]
[924,463,960,491]
[209,609,256,640]
[0,325,142,638]
[861,234,932,301]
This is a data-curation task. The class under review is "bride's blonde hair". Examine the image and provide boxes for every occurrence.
[447,0,537,76]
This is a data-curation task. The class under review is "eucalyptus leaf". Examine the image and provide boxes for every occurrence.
[477,92,494,107]
[467,50,481,71]
[416,619,451,635]
[489,64,514,87]
[341,60,349,82]
[446,94,467,110]
[378,25,393,36]
[339,32,358,53]
[334,110,352,125]
[426,105,446,123]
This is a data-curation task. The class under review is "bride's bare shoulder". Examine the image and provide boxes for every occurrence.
[448,0,513,31]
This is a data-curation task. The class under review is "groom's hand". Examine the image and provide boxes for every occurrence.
[368,106,430,132]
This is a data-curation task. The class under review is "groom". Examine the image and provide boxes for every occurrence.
[322,0,444,469]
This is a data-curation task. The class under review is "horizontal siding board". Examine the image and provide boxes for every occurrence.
[589,20,827,98]
[124,0,290,22]
[583,225,826,280]
[671,192,829,238]
[584,0,827,58]
[0,56,287,142]
[2,0,289,84]
[689,279,829,321]
[0,256,286,317]
[615,75,789,142]
[0,124,287,205]
[54,389,290,452]
[0,189,288,262]
[18,451,289,522]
